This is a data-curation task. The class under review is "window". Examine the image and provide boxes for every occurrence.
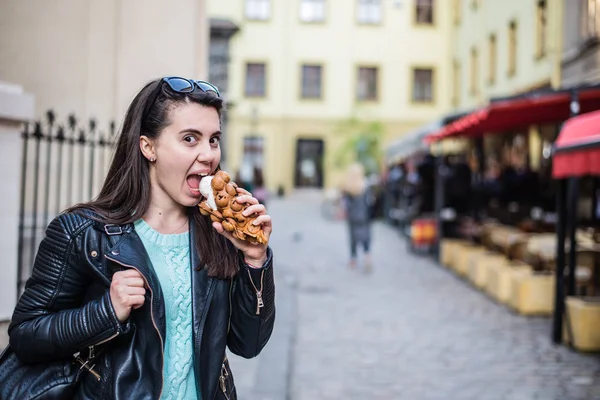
[300,0,325,22]
[416,0,434,25]
[508,20,517,76]
[581,0,600,39]
[470,47,479,95]
[452,60,461,107]
[488,34,496,84]
[453,0,461,25]
[242,136,264,171]
[245,63,266,97]
[246,0,270,20]
[412,68,434,103]
[357,0,382,24]
[301,65,323,99]
[536,0,547,58]
[357,67,378,101]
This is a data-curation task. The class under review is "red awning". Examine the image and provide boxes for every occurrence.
[425,89,600,143]
[552,110,600,178]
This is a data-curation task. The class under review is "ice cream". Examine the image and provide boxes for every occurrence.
[198,170,268,245]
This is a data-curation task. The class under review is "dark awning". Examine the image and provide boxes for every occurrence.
[425,88,600,143]
[552,109,600,178]
[385,111,469,164]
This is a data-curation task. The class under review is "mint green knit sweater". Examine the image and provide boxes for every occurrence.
[134,219,199,400]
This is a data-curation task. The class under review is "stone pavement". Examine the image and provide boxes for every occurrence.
[231,190,600,400]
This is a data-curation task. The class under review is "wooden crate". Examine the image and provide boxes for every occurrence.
[454,245,487,277]
[508,271,555,315]
[487,261,532,303]
[564,296,600,352]
[440,239,470,268]
[467,253,505,290]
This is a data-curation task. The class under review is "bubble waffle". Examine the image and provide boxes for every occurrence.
[198,170,268,245]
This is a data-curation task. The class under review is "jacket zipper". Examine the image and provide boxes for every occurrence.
[91,331,119,348]
[247,269,265,315]
[218,361,231,400]
[105,255,165,400]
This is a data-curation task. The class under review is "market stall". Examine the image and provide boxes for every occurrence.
[551,109,600,351]
[383,113,467,252]
[425,86,600,319]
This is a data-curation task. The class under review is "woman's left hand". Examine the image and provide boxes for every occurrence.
[212,187,272,267]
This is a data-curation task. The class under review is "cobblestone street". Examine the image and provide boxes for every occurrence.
[231,191,600,400]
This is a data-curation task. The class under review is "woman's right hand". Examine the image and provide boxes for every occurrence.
[109,269,146,322]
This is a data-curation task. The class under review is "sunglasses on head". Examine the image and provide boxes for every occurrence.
[144,77,221,119]
[161,77,221,97]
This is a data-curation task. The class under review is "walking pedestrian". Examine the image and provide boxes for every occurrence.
[252,166,269,208]
[1,77,275,400]
[342,163,374,272]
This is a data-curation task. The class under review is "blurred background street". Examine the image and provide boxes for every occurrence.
[227,191,600,400]
[3,0,600,399]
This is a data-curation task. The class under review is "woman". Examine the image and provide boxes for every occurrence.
[342,163,373,272]
[6,77,275,399]
[252,167,269,209]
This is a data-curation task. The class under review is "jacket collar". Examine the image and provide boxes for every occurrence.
[102,218,218,339]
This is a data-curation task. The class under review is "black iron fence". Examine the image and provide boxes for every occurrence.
[17,110,116,295]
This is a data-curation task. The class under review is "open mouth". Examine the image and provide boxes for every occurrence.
[186,173,210,196]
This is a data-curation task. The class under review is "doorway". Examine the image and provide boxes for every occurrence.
[294,138,324,188]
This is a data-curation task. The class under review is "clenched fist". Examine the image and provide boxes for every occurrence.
[109,269,146,322]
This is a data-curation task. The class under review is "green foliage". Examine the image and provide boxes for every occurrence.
[330,113,385,175]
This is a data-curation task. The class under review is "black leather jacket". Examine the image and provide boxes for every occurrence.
[8,212,275,400]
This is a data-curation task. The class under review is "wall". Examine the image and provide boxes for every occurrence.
[452,0,563,112]
[0,0,209,128]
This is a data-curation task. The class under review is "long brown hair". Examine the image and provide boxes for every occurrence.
[68,78,238,278]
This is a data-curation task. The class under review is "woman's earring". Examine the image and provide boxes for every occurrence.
[150,157,156,162]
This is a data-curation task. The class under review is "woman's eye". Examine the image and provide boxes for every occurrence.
[210,136,221,145]
[184,135,197,144]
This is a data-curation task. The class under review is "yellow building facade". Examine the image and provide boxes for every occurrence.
[209,0,453,193]
[450,0,564,110]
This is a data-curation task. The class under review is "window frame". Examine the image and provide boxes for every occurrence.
[355,65,380,102]
[299,0,326,23]
[300,63,324,100]
[535,0,547,59]
[452,60,461,108]
[245,0,271,21]
[415,0,435,26]
[488,33,497,85]
[244,61,268,98]
[453,0,461,25]
[410,66,436,104]
[508,20,517,77]
[470,47,479,96]
[356,0,383,25]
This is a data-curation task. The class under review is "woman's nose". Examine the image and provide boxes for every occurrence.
[196,144,216,163]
